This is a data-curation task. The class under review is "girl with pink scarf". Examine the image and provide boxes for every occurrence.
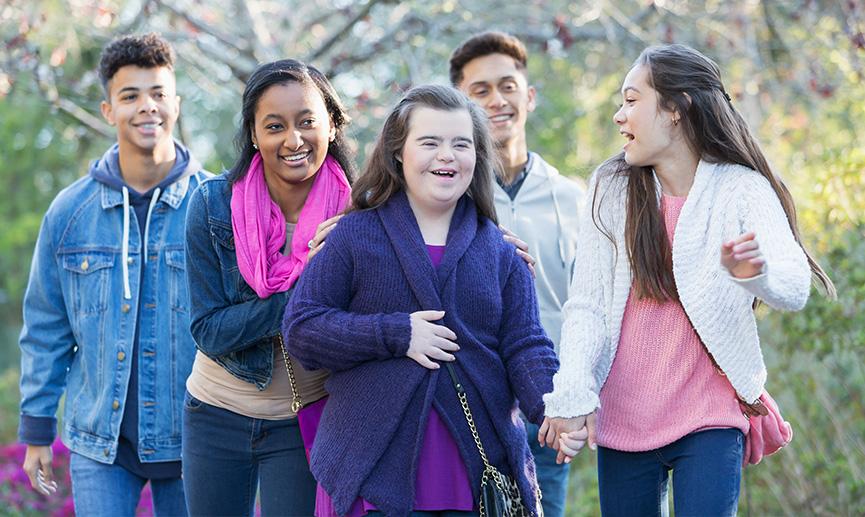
[182,59,355,516]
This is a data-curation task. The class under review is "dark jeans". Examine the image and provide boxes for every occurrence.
[597,428,744,517]
[181,391,316,516]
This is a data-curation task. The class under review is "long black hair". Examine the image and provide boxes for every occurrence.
[226,59,356,183]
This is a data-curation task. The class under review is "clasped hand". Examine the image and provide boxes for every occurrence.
[538,412,597,464]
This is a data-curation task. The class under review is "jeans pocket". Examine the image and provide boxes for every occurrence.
[184,392,205,412]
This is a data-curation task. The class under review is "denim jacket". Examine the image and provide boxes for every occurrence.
[185,174,288,390]
[18,163,209,464]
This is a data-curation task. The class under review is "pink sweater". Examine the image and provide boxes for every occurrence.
[596,194,749,452]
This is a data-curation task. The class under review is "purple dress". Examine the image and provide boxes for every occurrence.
[314,244,474,516]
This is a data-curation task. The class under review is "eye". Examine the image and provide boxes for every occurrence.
[122,94,137,102]
[265,123,283,131]
[300,118,317,128]
[155,92,167,99]
[501,82,517,92]
[471,88,488,97]
[454,141,471,150]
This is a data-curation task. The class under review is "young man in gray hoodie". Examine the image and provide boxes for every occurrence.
[18,33,208,515]
[451,31,584,517]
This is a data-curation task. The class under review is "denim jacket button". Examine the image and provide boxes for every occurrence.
[121,303,131,313]
[112,400,120,410]
[103,448,110,456]
[117,351,126,361]
[81,259,89,271]
[127,257,134,265]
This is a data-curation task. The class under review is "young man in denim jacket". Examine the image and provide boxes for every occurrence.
[450,32,585,517]
[18,33,208,516]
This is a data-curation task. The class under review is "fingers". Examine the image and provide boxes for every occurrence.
[408,351,440,370]
[586,412,598,450]
[36,468,58,495]
[413,310,446,322]
[557,434,585,463]
[315,214,343,235]
[307,241,325,260]
[538,417,550,447]
[433,337,460,352]
[431,324,458,341]
[425,347,456,363]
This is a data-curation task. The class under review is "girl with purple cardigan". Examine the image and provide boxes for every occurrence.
[282,84,558,517]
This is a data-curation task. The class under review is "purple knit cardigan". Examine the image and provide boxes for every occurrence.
[282,191,558,516]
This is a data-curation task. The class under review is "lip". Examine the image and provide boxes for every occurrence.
[279,150,312,166]
[429,168,457,179]
[488,113,514,126]
[133,121,163,136]
[620,130,634,150]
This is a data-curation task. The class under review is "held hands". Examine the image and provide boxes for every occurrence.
[307,214,344,261]
[407,310,460,369]
[500,225,536,278]
[721,231,765,279]
[23,444,58,495]
[538,412,597,464]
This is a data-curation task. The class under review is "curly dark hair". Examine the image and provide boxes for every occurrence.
[98,33,175,96]
[449,31,528,87]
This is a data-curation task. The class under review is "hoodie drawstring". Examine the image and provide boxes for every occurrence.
[143,187,161,263]
[121,187,132,299]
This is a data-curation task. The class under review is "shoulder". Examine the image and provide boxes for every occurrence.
[197,173,230,195]
[327,208,385,249]
[708,162,775,200]
[46,175,99,222]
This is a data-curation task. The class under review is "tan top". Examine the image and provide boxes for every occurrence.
[185,221,329,419]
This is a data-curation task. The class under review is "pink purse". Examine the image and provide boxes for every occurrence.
[739,390,793,466]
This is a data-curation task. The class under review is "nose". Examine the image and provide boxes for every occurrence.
[437,145,455,162]
[613,104,625,125]
[138,95,158,113]
[283,129,303,150]
[486,87,507,110]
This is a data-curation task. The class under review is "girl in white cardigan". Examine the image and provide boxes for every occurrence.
[539,44,834,516]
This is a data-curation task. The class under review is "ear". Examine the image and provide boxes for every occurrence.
[394,152,402,164]
[100,99,115,126]
[175,95,182,116]
[329,125,336,143]
[526,85,537,113]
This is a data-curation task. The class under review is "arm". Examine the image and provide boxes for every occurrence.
[543,170,615,419]
[18,209,75,446]
[726,173,812,311]
[19,209,74,492]
[185,184,288,356]
[498,251,559,425]
[282,224,412,371]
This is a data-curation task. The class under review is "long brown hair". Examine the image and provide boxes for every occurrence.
[599,44,835,301]
[352,84,498,224]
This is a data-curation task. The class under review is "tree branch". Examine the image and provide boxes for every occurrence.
[308,0,395,61]
[33,65,113,140]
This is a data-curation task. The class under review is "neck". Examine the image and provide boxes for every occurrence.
[653,148,700,197]
[117,141,177,193]
[265,174,316,224]
[406,195,455,245]
[496,136,529,185]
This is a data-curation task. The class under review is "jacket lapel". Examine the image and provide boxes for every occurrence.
[436,195,477,291]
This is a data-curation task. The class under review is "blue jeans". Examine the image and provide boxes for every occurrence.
[524,420,570,517]
[69,452,187,516]
[181,391,316,516]
[597,428,744,517]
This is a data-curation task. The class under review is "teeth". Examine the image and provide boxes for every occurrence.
[282,151,310,162]
[490,114,511,122]
[139,123,158,129]
[430,170,455,177]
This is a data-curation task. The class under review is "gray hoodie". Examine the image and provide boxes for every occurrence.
[494,152,585,354]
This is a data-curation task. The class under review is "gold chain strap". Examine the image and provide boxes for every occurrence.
[276,334,303,413]
[453,372,506,494]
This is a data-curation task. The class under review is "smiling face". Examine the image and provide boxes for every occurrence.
[100,65,180,156]
[613,64,684,169]
[251,81,335,192]
[399,107,476,217]
[457,53,535,148]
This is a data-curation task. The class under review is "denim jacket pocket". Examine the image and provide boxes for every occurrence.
[164,248,188,313]
[60,251,115,315]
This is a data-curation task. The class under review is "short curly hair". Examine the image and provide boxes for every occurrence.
[449,31,528,86]
[98,33,175,96]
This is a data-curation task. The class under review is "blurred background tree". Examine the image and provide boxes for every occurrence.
[0,0,863,515]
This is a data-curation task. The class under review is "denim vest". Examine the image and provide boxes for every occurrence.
[19,171,209,463]
[184,175,289,390]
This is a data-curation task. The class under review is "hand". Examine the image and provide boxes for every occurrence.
[23,445,58,495]
[407,310,459,369]
[500,225,536,278]
[721,231,765,279]
[307,214,344,261]
[538,412,597,464]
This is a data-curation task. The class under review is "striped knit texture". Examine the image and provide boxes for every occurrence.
[544,160,812,419]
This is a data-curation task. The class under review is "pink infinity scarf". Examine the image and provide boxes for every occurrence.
[231,152,351,298]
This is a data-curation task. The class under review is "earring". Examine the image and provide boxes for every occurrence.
[672,117,679,126]
[252,143,258,150]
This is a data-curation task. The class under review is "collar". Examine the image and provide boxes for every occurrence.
[100,174,192,210]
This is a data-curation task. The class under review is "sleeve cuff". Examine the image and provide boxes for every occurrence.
[381,313,412,357]
[18,414,57,445]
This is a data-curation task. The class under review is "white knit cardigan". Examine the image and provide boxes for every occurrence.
[543,159,812,418]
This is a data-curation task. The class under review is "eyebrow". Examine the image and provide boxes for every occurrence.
[117,85,165,95]
[622,86,641,95]
[262,109,313,120]
[468,76,518,88]
[416,135,474,143]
